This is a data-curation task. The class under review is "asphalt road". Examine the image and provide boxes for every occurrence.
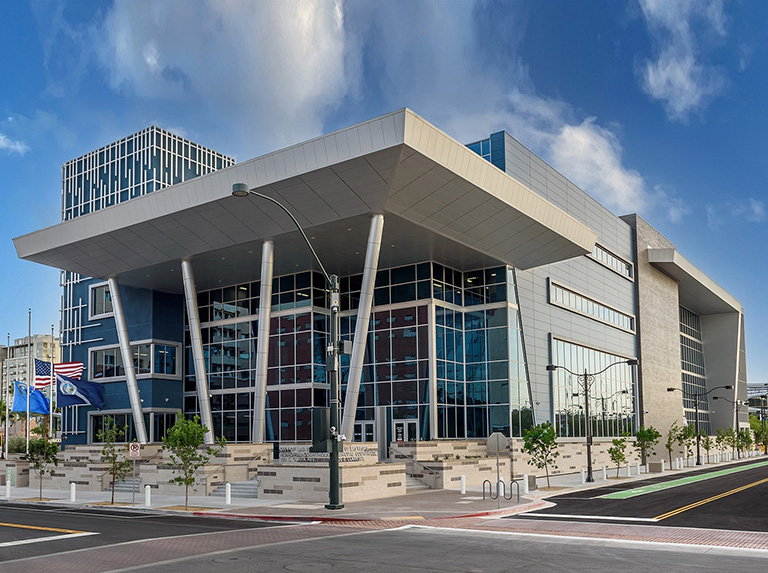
[90,526,768,572]
[0,503,281,563]
[513,459,768,530]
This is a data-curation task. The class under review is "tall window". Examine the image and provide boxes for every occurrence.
[679,306,710,434]
[90,284,113,318]
[550,339,635,438]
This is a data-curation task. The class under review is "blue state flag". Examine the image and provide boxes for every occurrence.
[56,373,105,409]
[12,381,51,414]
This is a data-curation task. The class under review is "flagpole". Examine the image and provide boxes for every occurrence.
[49,324,54,438]
[26,309,31,454]
[3,333,8,460]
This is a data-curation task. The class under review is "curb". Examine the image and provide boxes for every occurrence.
[192,499,549,524]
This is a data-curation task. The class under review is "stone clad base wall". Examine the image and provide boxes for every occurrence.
[257,462,406,502]
[392,439,644,481]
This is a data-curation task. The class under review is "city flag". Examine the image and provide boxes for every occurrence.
[34,358,85,388]
[11,381,51,414]
[56,373,105,409]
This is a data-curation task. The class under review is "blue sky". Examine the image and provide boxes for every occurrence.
[1,0,766,379]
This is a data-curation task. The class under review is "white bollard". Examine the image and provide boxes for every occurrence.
[626,462,630,477]
[225,482,231,505]
[522,474,529,494]
[636,462,641,475]
[145,484,151,507]
[580,468,585,484]
[5,481,10,499]
[660,459,665,472]
[602,465,607,480]
[70,482,76,503]
[460,475,466,494]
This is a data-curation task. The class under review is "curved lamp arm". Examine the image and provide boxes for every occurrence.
[232,183,332,287]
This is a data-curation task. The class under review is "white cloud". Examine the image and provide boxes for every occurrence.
[650,185,691,224]
[705,198,766,229]
[638,0,727,121]
[63,1,683,221]
[0,133,30,155]
[97,0,351,152]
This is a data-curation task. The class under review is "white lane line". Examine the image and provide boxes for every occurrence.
[0,531,98,548]
[522,513,659,522]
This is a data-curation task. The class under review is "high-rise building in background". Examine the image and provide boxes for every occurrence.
[56,127,234,444]
[14,109,748,446]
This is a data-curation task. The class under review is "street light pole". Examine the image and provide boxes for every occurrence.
[547,359,637,483]
[712,394,745,459]
[232,183,344,510]
[668,385,733,465]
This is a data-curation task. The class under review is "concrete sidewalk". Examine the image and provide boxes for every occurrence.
[2,457,753,523]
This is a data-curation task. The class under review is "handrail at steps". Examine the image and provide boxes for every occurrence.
[199,446,274,486]
[389,446,438,475]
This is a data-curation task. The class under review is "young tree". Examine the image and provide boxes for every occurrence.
[162,413,225,510]
[608,436,628,478]
[21,423,59,500]
[738,428,753,456]
[700,433,713,463]
[665,421,681,468]
[97,417,133,505]
[522,421,559,488]
[724,427,738,459]
[677,424,696,465]
[634,426,661,465]
[715,428,728,457]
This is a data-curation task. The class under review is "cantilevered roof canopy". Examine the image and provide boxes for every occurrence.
[647,247,741,315]
[14,109,597,293]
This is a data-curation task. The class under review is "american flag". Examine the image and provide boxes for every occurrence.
[34,358,85,388]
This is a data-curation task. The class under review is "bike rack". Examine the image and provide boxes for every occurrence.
[482,479,519,503]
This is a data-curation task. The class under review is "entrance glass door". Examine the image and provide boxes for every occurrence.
[393,419,418,443]
[353,421,375,442]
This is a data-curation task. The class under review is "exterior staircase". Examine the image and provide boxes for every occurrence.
[112,477,141,493]
[210,479,260,499]
[405,474,430,491]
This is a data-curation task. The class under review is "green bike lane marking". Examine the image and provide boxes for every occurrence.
[599,460,768,499]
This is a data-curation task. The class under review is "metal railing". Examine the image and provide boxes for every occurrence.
[389,446,438,475]
[199,447,273,493]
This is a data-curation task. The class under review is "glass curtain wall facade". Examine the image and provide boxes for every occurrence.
[680,306,711,434]
[550,339,636,438]
[184,261,533,442]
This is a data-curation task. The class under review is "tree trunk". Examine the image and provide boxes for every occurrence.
[185,483,189,511]
[39,471,43,500]
[111,471,116,504]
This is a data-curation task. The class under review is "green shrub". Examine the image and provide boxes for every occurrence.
[8,436,26,454]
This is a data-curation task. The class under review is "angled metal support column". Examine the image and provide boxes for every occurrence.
[253,240,274,443]
[341,214,384,439]
[107,276,148,444]
[181,259,214,445]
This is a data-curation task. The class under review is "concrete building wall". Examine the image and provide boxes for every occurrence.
[702,312,744,431]
[622,215,683,438]
[503,134,637,422]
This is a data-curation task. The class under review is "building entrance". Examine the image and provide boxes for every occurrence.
[353,421,375,442]
[393,419,418,443]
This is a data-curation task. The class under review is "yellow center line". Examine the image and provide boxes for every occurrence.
[0,521,86,534]
[655,476,768,520]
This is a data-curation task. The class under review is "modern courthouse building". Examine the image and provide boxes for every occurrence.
[14,109,748,447]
